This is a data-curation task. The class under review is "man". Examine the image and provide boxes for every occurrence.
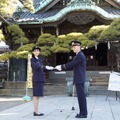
[55,40,88,118]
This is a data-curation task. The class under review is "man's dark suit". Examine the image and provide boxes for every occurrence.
[61,51,87,116]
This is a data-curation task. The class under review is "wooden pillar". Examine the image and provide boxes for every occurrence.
[56,27,59,36]
[41,27,43,34]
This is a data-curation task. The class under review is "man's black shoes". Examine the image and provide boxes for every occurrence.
[75,113,87,118]
[33,112,44,116]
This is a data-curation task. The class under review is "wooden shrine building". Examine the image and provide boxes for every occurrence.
[13,0,120,71]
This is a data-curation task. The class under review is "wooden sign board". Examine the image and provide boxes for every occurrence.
[108,72,120,91]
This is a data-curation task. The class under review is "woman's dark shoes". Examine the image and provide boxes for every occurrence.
[75,113,87,118]
[33,112,44,116]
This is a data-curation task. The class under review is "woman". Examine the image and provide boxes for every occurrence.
[31,46,53,116]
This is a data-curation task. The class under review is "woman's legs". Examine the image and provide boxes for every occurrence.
[33,96,39,113]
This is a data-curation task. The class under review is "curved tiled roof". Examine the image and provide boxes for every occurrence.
[33,0,120,12]
[32,0,61,13]
[33,0,42,10]
[13,8,61,23]
[13,0,120,24]
[103,7,120,15]
[14,7,120,24]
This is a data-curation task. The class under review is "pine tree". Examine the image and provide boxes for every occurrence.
[0,0,34,18]
[37,33,56,57]
[7,24,29,49]
[0,30,5,41]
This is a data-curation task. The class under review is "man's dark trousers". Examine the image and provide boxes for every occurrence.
[75,83,87,115]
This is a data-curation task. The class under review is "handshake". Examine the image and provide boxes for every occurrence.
[46,65,62,71]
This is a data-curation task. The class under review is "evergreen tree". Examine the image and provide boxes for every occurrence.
[0,30,5,41]
[0,0,34,18]
[51,35,70,53]
[15,43,35,59]
[85,25,109,41]
[0,0,34,25]
[7,24,29,49]
[99,18,120,42]
[98,18,120,55]
[37,33,56,57]
[51,32,98,53]
[98,18,120,70]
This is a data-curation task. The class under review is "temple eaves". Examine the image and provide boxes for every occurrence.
[14,3,120,25]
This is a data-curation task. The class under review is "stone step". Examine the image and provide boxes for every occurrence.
[89,90,117,95]
[0,82,3,88]
[90,82,108,86]
[44,84,67,95]
[49,71,110,76]
[91,79,109,83]
[91,75,109,78]
[48,71,100,84]
[48,78,67,84]
[89,86,117,95]
[90,86,108,90]
[86,71,110,74]
[90,79,109,83]
[49,71,110,77]
[0,85,114,96]
[0,70,111,96]
[0,89,30,96]
[0,83,115,96]
[0,84,67,96]
[3,81,26,89]
[91,77,109,80]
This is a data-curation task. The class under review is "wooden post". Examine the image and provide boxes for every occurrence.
[56,27,59,36]
[41,27,43,34]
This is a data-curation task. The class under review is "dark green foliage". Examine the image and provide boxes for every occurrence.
[51,35,70,53]
[99,18,120,42]
[0,53,9,60]
[37,33,56,56]
[0,0,34,17]
[0,30,5,41]
[85,25,109,41]
[7,24,29,47]
[17,43,35,52]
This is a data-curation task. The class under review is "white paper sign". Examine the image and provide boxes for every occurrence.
[108,72,120,91]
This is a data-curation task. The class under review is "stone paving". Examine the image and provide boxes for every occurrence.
[0,95,120,120]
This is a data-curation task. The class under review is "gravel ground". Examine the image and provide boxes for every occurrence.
[0,95,26,112]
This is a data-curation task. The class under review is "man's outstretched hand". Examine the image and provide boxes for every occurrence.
[55,65,62,71]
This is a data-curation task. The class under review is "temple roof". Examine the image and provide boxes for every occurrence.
[34,0,60,13]
[14,8,61,22]
[13,0,120,25]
